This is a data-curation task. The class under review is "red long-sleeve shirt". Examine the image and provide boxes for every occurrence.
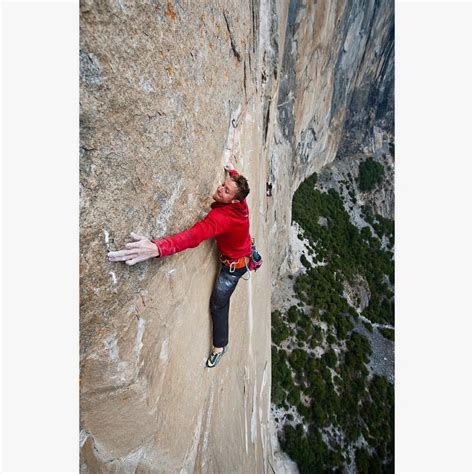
[152,170,252,259]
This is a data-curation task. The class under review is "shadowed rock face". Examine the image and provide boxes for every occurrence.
[80,0,393,471]
[267,0,394,282]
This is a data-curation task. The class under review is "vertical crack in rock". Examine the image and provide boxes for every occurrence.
[243,367,250,455]
[244,60,247,98]
[223,10,242,61]
[251,0,257,54]
[263,98,271,145]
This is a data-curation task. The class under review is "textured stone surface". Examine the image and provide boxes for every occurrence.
[266,0,394,280]
[80,0,394,471]
[80,1,279,471]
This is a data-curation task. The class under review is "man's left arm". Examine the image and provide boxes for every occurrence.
[152,210,227,257]
[107,209,229,265]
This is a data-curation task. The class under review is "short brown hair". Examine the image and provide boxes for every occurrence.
[230,174,250,202]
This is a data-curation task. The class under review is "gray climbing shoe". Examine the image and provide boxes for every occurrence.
[206,346,228,368]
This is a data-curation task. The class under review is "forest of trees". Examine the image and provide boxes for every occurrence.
[358,157,385,192]
[292,173,394,325]
[272,172,394,472]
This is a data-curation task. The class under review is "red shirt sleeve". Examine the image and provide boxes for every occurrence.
[228,169,240,177]
[152,209,230,257]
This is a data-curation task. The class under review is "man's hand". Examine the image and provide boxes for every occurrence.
[108,232,159,266]
[224,163,235,173]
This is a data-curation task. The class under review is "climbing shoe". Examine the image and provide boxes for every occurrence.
[206,346,228,368]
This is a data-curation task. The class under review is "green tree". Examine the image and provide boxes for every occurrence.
[358,157,385,192]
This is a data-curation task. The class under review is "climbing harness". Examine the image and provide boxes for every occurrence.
[220,254,250,272]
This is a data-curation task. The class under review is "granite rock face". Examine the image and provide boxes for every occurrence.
[80,1,281,471]
[267,0,394,280]
[80,0,394,471]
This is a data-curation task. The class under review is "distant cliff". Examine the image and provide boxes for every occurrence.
[80,1,394,471]
[267,0,394,281]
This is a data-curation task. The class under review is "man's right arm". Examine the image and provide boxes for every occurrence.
[224,163,240,177]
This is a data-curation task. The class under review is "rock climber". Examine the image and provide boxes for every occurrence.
[107,163,252,368]
[266,181,273,197]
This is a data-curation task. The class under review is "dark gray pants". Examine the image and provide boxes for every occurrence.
[210,264,247,348]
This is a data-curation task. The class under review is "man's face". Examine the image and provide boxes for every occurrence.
[213,177,239,204]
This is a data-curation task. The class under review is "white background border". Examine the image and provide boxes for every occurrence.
[1,1,79,472]
[395,1,472,472]
[1,0,472,472]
